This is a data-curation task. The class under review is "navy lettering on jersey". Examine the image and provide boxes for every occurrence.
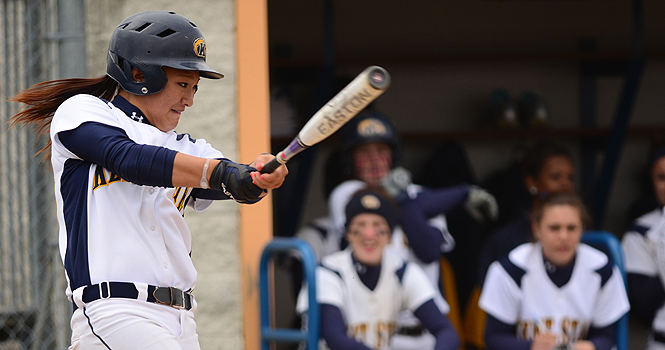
[93,166,128,190]
[498,255,527,287]
[61,159,92,291]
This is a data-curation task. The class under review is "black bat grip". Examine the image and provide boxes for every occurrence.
[260,157,283,174]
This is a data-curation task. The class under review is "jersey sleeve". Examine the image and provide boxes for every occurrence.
[478,261,522,324]
[622,230,658,276]
[297,266,346,314]
[592,265,630,327]
[51,95,122,135]
[402,262,447,313]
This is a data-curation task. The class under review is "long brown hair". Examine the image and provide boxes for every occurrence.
[9,75,118,157]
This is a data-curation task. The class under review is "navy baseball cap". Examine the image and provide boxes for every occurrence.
[345,189,397,232]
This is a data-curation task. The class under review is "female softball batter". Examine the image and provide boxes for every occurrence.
[10,10,288,350]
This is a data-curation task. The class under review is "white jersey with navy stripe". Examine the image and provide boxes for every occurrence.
[50,94,223,300]
[621,206,665,333]
[329,181,454,294]
[297,248,448,350]
[479,242,629,345]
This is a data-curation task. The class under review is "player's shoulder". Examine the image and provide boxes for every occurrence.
[329,180,367,205]
[577,243,613,284]
[320,249,351,273]
[59,94,112,112]
[628,207,664,236]
[52,94,119,135]
[492,243,531,287]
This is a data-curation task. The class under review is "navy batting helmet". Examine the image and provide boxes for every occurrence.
[106,11,223,95]
[336,111,402,179]
[339,111,401,163]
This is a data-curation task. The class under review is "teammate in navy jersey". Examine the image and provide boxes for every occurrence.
[621,145,665,350]
[297,189,460,350]
[479,193,629,350]
[10,11,287,350]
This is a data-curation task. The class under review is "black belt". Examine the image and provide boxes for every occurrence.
[654,331,665,344]
[79,281,193,310]
[396,325,424,336]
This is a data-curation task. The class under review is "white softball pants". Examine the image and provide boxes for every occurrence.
[69,298,200,350]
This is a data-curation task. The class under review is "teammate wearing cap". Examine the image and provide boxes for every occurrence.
[297,189,460,350]
[480,193,629,350]
[10,10,287,349]
[621,145,665,350]
[325,110,497,349]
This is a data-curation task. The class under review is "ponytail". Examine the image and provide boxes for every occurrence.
[10,75,118,157]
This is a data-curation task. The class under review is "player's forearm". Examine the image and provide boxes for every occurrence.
[484,314,531,350]
[409,185,470,218]
[320,304,373,350]
[627,273,665,322]
[414,300,461,350]
[172,153,218,188]
[398,200,444,263]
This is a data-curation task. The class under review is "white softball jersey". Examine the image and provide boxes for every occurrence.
[621,207,665,333]
[50,94,223,303]
[328,180,455,300]
[297,248,448,350]
[479,242,629,345]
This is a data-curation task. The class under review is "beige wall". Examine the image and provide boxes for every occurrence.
[85,1,250,348]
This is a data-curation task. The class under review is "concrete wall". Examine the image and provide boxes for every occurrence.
[84,1,243,348]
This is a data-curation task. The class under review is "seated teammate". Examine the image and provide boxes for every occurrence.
[479,193,629,350]
[297,188,461,350]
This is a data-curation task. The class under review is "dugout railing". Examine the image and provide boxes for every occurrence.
[259,237,320,350]
[581,230,629,350]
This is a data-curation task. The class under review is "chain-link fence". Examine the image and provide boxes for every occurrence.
[0,0,70,349]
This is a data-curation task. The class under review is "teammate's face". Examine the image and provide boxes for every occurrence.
[526,155,575,199]
[346,213,391,266]
[652,157,665,206]
[532,204,583,267]
[352,142,393,186]
[126,67,200,132]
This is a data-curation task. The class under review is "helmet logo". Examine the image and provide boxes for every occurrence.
[193,38,207,58]
[357,118,388,138]
[360,194,381,210]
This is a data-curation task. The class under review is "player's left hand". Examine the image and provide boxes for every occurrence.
[250,153,288,191]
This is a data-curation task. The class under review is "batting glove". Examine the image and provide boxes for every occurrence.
[464,185,499,223]
[380,167,412,203]
[209,159,264,203]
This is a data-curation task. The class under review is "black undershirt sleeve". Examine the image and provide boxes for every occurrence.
[484,314,531,350]
[58,122,176,187]
[320,303,372,350]
[413,299,461,350]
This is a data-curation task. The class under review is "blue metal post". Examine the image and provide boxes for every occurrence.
[260,238,320,350]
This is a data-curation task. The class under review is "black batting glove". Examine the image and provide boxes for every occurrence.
[209,159,264,203]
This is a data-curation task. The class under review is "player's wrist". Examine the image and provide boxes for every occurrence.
[200,158,211,189]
